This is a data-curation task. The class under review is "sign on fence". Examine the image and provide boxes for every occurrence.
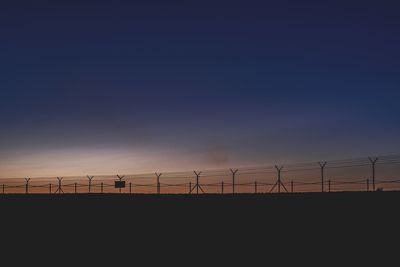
[115,181,126,188]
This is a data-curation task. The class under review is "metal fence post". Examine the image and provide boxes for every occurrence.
[369,157,379,192]
[318,162,327,192]
[25,178,30,194]
[230,169,238,195]
[156,173,162,194]
[87,176,94,193]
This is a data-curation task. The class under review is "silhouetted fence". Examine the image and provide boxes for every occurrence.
[1,154,400,194]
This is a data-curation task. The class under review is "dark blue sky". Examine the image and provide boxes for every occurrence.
[1,0,400,177]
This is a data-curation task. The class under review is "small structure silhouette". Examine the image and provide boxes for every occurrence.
[190,171,204,194]
[270,166,288,193]
[54,177,64,194]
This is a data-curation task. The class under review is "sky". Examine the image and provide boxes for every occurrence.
[1,0,400,178]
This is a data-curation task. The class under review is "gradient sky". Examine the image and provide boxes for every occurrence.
[1,0,400,177]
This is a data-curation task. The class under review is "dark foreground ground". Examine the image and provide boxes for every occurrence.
[1,192,399,264]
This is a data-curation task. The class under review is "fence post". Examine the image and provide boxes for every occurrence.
[55,177,63,194]
[156,173,162,195]
[129,182,132,194]
[101,182,104,193]
[255,181,257,194]
[193,171,203,195]
[189,182,192,194]
[367,179,369,192]
[369,157,379,192]
[230,169,238,195]
[291,181,294,193]
[25,178,30,194]
[275,166,284,193]
[74,183,77,194]
[117,175,125,193]
[318,162,327,192]
[2,184,4,194]
[49,183,52,194]
[221,181,224,194]
[328,180,331,193]
[87,176,94,193]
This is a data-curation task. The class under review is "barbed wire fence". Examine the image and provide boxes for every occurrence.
[1,154,400,195]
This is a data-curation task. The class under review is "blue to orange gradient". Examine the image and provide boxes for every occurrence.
[1,1,400,178]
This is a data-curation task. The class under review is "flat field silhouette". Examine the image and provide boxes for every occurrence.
[1,192,398,264]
